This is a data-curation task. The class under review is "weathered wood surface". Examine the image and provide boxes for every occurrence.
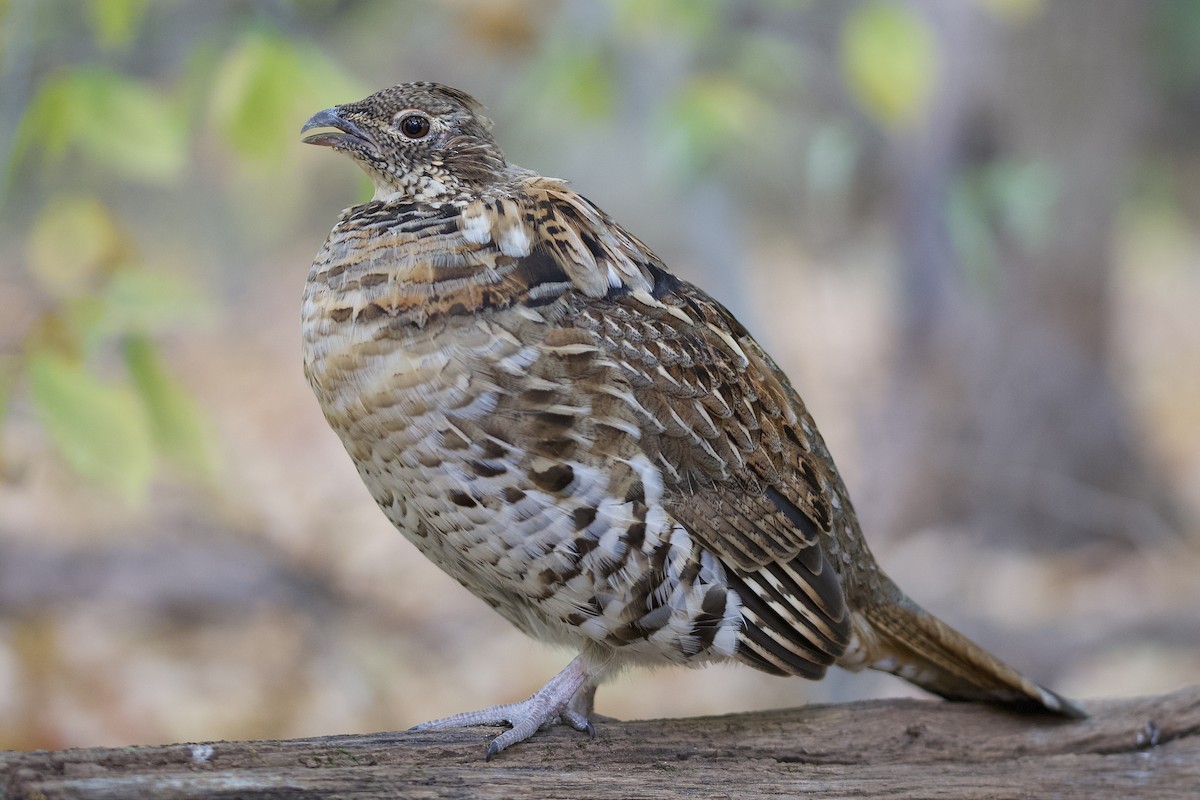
[3,685,1197,799]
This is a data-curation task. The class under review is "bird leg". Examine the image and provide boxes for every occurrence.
[566,679,598,722]
[411,654,598,759]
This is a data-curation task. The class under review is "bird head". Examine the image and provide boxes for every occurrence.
[301,82,506,204]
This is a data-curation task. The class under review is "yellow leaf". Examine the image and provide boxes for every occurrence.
[841,1,938,130]
[86,0,150,51]
[27,195,125,297]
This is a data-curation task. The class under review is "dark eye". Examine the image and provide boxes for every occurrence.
[399,114,430,139]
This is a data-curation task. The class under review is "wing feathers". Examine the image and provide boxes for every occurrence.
[325,180,856,676]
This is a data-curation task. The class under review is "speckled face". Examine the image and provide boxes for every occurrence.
[301,82,506,203]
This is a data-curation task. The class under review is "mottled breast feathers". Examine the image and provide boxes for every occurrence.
[307,174,854,674]
[311,176,678,330]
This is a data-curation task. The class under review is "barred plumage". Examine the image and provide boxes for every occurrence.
[301,82,1084,759]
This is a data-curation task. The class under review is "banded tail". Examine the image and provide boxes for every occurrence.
[848,577,1086,718]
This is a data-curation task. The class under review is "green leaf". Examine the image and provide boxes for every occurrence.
[973,0,1043,24]
[615,0,721,38]
[946,160,1058,292]
[985,160,1058,249]
[28,351,154,503]
[124,335,215,480]
[841,1,937,130]
[209,30,363,165]
[1151,0,1200,90]
[539,46,615,120]
[13,69,187,182]
[660,76,767,174]
[96,269,211,337]
[10,74,76,166]
[86,0,150,51]
[730,33,808,96]
[76,71,187,181]
[27,195,125,297]
[947,173,998,292]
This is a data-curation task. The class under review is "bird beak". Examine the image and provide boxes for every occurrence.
[301,107,376,150]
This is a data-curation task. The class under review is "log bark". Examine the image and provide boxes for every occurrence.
[3,686,1197,799]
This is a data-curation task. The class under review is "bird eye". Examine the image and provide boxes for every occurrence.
[398,114,431,139]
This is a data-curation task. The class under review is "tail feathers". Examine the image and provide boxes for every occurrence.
[855,593,1086,719]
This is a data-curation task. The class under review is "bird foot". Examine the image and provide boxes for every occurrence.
[410,655,596,759]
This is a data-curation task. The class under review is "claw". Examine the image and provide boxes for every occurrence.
[561,708,594,736]
[411,654,599,758]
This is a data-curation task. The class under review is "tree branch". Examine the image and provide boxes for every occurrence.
[4,686,1197,799]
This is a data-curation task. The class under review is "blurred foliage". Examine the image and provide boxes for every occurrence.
[210,29,362,166]
[3,0,1198,507]
[841,1,937,130]
[1152,0,1200,84]
[86,0,150,52]
[3,0,360,501]
[123,333,214,480]
[660,75,772,175]
[18,192,215,501]
[517,38,617,122]
[949,160,1060,291]
[28,350,155,503]
[14,68,188,183]
[614,0,725,39]
[972,0,1043,24]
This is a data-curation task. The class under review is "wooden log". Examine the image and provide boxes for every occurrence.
[3,685,1197,799]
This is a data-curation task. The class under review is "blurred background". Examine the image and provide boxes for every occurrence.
[2,0,1198,751]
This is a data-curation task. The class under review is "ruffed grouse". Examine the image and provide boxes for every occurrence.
[300,82,1083,758]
